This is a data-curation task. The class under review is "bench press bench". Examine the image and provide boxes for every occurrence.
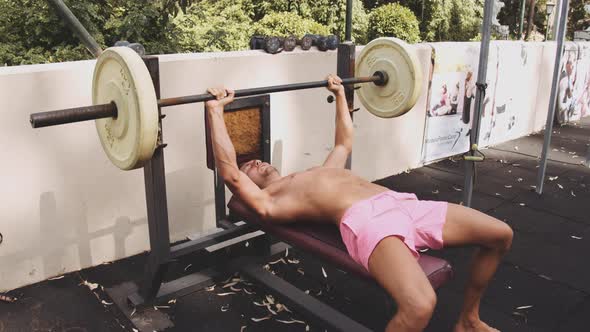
[228,197,454,289]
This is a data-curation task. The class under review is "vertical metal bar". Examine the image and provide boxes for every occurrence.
[519,0,527,39]
[463,0,495,207]
[214,168,227,228]
[138,56,171,302]
[345,0,353,42]
[337,42,356,170]
[536,0,570,194]
[47,0,102,58]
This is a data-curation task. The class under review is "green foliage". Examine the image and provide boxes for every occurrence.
[367,3,421,43]
[0,0,106,65]
[252,12,330,37]
[173,0,253,52]
[104,0,178,54]
[309,0,369,44]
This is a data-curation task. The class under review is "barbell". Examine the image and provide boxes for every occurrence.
[29,37,422,170]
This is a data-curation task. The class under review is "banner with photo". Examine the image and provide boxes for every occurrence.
[555,42,590,124]
[478,42,535,147]
[421,43,482,163]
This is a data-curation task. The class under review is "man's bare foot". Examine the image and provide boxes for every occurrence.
[453,318,500,332]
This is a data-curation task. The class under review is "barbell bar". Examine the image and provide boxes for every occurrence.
[29,73,386,129]
[29,37,423,170]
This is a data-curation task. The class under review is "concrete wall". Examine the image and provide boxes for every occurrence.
[0,42,572,291]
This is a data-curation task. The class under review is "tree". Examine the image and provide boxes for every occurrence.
[173,0,253,52]
[367,3,421,43]
[251,12,330,37]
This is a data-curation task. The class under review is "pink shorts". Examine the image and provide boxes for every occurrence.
[339,191,448,271]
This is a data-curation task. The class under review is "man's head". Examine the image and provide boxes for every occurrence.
[239,159,281,188]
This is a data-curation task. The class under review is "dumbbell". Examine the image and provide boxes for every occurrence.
[283,35,314,51]
[114,40,146,56]
[304,34,340,51]
[250,35,283,54]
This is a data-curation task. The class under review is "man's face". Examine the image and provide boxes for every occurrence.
[239,160,280,188]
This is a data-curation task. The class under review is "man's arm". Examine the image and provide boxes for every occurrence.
[206,88,273,218]
[323,75,353,168]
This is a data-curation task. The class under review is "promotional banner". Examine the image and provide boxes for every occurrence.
[478,42,536,147]
[421,43,481,162]
[555,42,590,124]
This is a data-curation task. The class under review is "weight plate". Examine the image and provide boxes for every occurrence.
[356,37,422,118]
[93,47,158,170]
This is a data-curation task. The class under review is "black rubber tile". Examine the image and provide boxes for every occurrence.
[482,263,586,331]
[513,187,590,225]
[427,286,541,332]
[0,273,131,332]
[555,295,590,331]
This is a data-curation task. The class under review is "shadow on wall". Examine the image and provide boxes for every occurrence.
[165,166,216,239]
[0,192,145,290]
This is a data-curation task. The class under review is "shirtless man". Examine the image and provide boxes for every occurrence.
[205,75,513,332]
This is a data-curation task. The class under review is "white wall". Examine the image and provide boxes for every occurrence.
[0,42,567,291]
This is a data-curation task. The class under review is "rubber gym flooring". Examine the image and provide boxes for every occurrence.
[2,118,589,332]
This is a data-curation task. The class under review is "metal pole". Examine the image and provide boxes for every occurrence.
[30,74,384,128]
[345,0,353,41]
[519,0,527,39]
[462,0,495,207]
[47,0,103,58]
[536,0,570,194]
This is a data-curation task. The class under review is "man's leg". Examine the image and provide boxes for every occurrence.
[368,236,437,332]
[442,203,513,332]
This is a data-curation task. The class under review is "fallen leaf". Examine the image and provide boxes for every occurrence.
[217,292,236,296]
[557,184,563,189]
[297,268,305,275]
[285,247,289,257]
[130,308,136,317]
[276,319,306,324]
[504,185,513,189]
[321,267,328,278]
[452,185,463,192]
[516,305,533,310]
[244,289,256,295]
[205,285,216,292]
[251,316,272,322]
[184,264,192,271]
[571,190,576,197]
[223,281,239,289]
[241,326,247,332]
[101,300,113,306]
[514,146,519,150]
[269,258,286,265]
[221,304,230,312]
[230,286,242,292]
[519,203,526,206]
[549,176,559,181]
[168,299,177,304]
[432,189,439,194]
[0,294,17,303]
[571,235,583,240]
[48,275,65,280]
[517,178,523,182]
[155,305,170,310]
[287,258,300,264]
[80,280,99,291]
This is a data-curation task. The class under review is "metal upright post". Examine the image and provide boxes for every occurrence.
[519,0,527,39]
[345,0,353,42]
[137,57,172,302]
[340,0,355,170]
[463,0,495,207]
[536,0,570,194]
